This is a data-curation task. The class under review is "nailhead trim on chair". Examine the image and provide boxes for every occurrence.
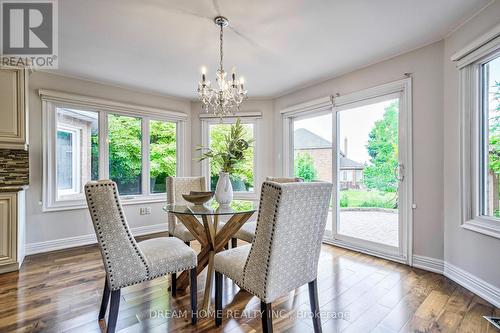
[86,181,197,291]
[86,182,150,290]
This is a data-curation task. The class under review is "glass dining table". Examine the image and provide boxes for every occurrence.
[163,200,256,310]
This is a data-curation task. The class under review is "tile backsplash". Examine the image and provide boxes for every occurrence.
[0,149,29,186]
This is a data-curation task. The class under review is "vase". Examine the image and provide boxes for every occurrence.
[215,172,233,205]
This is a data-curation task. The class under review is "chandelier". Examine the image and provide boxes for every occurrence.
[197,16,247,117]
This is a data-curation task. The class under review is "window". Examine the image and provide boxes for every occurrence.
[42,90,187,211]
[150,120,177,193]
[454,26,500,238]
[201,116,259,197]
[108,114,143,196]
[56,129,76,192]
[209,122,255,192]
[480,55,500,218]
[292,112,332,183]
[56,108,98,199]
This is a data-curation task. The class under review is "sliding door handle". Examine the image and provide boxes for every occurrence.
[394,163,404,182]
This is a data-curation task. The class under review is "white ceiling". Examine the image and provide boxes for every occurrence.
[57,0,491,99]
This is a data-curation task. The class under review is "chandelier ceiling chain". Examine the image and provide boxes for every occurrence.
[197,16,247,117]
[219,22,223,72]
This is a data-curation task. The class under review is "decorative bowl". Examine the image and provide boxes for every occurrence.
[182,191,214,205]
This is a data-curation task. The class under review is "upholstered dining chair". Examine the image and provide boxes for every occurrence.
[228,177,304,247]
[213,181,332,333]
[85,180,198,333]
[166,176,206,245]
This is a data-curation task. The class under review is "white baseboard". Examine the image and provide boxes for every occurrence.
[412,255,444,274]
[412,255,499,308]
[25,223,168,256]
[444,262,500,308]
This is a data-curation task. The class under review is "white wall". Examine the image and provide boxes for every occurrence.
[26,72,191,248]
[443,1,500,287]
[190,99,276,197]
[274,41,445,261]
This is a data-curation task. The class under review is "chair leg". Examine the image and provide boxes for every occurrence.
[190,267,198,325]
[171,272,177,297]
[261,301,273,333]
[107,289,121,333]
[98,279,110,320]
[215,271,223,326]
[231,238,237,248]
[308,279,322,333]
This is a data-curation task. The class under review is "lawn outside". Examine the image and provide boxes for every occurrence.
[339,189,397,209]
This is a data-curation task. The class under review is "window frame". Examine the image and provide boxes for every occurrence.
[41,90,188,211]
[455,25,500,239]
[200,115,260,200]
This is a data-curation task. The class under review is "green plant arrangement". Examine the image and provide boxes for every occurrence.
[196,118,254,204]
[196,118,254,173]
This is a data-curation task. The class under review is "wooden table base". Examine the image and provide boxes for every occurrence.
[174,211,254,310]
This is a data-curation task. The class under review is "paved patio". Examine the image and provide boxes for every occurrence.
[325,209,398,247]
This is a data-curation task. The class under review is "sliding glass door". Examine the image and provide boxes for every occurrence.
[333,94,406,259]
[285,80,412,262]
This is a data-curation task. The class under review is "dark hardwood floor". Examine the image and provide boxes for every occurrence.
[0,233,498,333]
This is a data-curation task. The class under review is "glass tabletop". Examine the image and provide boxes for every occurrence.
[163,200,257,216]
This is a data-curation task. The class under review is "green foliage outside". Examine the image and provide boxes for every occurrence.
[339,193,349,208]
[363,102,399,192]
[150,120,177,193]
[91,132,99,180]
[108,115,142,194]
[294,152,317,182]
[197,119,254,191]
[107,115,176,195]
[340,189,397,209]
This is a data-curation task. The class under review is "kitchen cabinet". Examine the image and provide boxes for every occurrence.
[0,190,25,273]
[0,66,28,150]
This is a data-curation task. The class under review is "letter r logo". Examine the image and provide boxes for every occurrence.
[1,1,53,54]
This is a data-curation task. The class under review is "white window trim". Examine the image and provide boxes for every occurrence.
[41,89,188,212]
[200,114,261,200]
[56,124,81,197]
[455,24,500,239]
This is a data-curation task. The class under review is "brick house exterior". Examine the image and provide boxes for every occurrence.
[294,128,364,189]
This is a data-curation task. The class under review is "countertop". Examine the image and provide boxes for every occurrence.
[0,185,29,192]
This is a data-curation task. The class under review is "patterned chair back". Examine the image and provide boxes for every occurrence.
[242,181,332,303]
[265,176,304,183]
[85,180,148,290]
[166,176,206,234]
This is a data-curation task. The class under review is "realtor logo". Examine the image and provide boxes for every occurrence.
[1,0,58,68]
